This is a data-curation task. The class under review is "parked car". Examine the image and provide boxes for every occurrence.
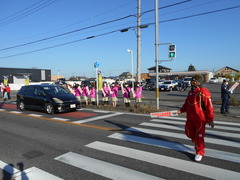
[183,77,192,87]
[209,77,219,83]
[159,80,178,91]
[16,84,80,114]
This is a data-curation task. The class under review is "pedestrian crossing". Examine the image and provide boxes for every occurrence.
[1,110,240,179]
[54,116,240,179]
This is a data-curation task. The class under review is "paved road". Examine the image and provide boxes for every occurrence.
[0,101,239,179]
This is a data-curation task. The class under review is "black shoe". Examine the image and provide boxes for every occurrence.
[221,112,226,114]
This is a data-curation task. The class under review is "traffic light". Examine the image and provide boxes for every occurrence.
[169,44,176,59]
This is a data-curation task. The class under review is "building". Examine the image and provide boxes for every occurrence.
[0,67,51,84]
[215,66,239,76]
[148,65,171,74]
[147,65,213,82]
[119,72,133,80]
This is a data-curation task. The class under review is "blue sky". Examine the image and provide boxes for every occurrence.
[0,0,239,79]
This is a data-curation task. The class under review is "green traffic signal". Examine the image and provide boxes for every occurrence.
[169,52,175,58]
[168,44,176,59]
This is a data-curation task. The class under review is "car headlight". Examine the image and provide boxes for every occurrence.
[53,98,63,103]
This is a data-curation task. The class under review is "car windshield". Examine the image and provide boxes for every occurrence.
[164,81,171,84]
[43,86,69,95]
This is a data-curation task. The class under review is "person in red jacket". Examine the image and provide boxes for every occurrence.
[3,84,11,101]
[178,77,214,162]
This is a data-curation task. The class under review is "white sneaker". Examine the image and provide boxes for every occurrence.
[195,154,203,162]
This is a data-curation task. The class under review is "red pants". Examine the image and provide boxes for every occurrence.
[185,120,206,156]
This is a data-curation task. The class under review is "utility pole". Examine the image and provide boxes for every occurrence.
[155,0,159,109]
[137,0,141,83]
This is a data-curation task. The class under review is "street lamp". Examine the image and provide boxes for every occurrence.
[57,70,60,81]
[127,49,134,88]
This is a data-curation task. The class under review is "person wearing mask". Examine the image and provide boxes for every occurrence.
[89,82,96,105]
[132,82,142,107]
[220,79,231,114]
[73,84,82,102]
[178,77,214,162]
[121,82,131,107]
[101,82,110,105]
[110,82,119,107]
[81,82,90,106]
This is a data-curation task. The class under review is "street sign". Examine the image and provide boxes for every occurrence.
[94,62,100,68]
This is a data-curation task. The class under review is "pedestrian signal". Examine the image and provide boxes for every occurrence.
[169,44,176,59]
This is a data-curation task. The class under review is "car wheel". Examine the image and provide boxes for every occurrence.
[18,101,25,111]
[45,103,54,114]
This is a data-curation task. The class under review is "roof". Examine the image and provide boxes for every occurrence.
[148,65,171,70]
[119,72,132,76]
[216,66,239,73]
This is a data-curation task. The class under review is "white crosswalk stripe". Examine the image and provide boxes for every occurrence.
[86,141,240,180]
[150,119,240,132]
[141,122,240,138]
[54,116,240,179]
[55,152,164,180]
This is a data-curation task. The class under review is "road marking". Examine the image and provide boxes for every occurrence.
[159,116,240,127]
[108,133,240,163]
[151,119,240,132]
[55,152,163,180]
[9,111,22,114]
[0,160,62,180]
[86,141,240,180]
[0,110,115,131]
[0,160,19,174]
[91,110,111,113]
[74,112,124,124]
[51,117,69,121]
[126,127,240,148]
[28,114,43,117]
[141,122,240,138]
[13,167,63,180]
[0,109,6,111]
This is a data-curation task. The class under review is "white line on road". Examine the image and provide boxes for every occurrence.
[13,167,63,180]
[108,133,240,163]
[51,117,69,121]
[141,122,240,138]
[74,112,124,124]
[28,114,43,117]
[0,160,62,180]
[158,116,240,127]
[9,111,22,114]
[55,152,163,180]
[126,127,240,148]
[151,119,240,132]
[86,141,240,180]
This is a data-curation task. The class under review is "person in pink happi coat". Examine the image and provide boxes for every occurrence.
[110,82,119,107]
[121,82,131,107]
[101,82,110,105]
[89,82,96,105]
[132,82,142,107]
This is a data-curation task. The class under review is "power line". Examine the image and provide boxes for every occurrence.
[0,5,239,60]
[0,0,191,51]
[0,0,58,27]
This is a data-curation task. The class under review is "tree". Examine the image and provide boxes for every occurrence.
[193,74,204,82]
[188,64,196,71]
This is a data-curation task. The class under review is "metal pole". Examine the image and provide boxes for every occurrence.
[131,51,134,88]
[155,0,159,109]
[137,0,141,83]
[96,67,99,106]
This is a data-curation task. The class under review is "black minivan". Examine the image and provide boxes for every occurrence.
[16,84,80,114]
